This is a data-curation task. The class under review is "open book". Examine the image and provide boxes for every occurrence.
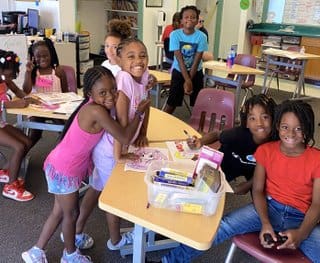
[30,92,83,105]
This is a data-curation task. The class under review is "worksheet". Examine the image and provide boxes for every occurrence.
[166,141,200,163]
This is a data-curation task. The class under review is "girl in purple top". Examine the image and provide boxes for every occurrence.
[22,66,150,263]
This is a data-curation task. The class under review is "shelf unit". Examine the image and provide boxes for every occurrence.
[105,0,139,37]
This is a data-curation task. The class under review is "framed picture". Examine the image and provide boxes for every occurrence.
[146,0,163,8]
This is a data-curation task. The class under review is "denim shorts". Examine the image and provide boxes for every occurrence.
[44,164,81,194]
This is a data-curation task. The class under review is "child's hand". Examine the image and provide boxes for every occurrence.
[233,181,252,195]
[187,136,202,150]
[146,74,157,90]
[260,224,276,248]
[183,79,193,95]
[11,98,29,108]
[26,60,35,73]
[134,134,149,148]
[136,98,151,114]
[276,229,301,250]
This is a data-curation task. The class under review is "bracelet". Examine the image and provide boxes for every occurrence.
[1,100,5,112]
[135,110,143,120]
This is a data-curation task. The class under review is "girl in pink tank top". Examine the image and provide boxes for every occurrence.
[22,66,150,263]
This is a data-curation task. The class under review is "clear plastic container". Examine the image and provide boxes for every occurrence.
[144,160,226,216]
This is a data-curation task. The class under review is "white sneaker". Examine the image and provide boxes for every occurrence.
[106,232,134,250]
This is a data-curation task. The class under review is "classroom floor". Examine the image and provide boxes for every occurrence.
[0,81,319,262]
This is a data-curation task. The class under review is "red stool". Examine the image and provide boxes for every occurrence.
[225,232,311,263]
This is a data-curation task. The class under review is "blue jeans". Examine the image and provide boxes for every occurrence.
[162,197,320,263]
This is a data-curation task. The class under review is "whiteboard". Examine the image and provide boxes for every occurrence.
[0,34,28,89]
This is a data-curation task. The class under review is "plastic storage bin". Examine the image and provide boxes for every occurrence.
[144,160,226,216]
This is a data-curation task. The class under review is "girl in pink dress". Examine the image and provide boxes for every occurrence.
[0,49,33,202]
[22,66,150,263]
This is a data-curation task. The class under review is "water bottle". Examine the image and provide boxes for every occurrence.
[230,47,236,66]
[226,52,232,69]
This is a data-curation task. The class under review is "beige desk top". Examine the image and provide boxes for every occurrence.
[6,106,70,120]
[149,70,171,84]
[203,60,265,75]
[147,107,200,142]
[263,48,320,60]
[98,141,225,250]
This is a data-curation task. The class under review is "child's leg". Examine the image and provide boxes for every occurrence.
[35,195,63,249]
[0,126,31,182]
[56,191,79,254]
[28,117,44,146]
[76,187,100,234]
[299,224,320,262]
[106,213,122,244]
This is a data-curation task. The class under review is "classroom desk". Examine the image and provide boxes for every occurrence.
[203,60,264,122]
[261,48,320,98]
[99,110,223,263]
[148,70,171,109]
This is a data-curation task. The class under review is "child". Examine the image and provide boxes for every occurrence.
[156,100,320,263]
[163,5,208,115]
[0,49,34,202]
[22,38,68,145]
[22,66,150,263]
[101,19,131,76]
[65,19,133,251]
[187,94,276,194]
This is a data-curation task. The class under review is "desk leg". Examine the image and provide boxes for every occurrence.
[293,60,306,98]
[262,55,270,94]
[234,76,244,123]
[133,224,146,263]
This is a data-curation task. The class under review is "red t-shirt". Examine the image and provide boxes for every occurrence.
[254,141,320,213]
[162,25,174,41]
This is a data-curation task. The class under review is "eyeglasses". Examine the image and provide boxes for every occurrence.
[199,20,204,23]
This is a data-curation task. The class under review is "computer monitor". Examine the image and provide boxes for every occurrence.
[27,8,39,35]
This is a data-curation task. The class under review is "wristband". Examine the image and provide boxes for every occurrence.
[135,110,143,120]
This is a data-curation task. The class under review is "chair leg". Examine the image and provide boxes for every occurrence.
[276,72,280,91]
[183,97,192,115]
[225,242,237,263]
[240,89,249,109]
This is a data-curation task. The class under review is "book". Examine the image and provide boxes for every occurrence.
[166,141,200,163]
[30,92,83,105]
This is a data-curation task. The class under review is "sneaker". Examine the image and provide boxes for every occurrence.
[60,249,92,263]
[0,169,9,183]
[60,232,94,250]
[106,232,134,250]
[2,180,34,201]
[22,246,48,263]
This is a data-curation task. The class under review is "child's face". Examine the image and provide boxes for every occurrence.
[119,42,148,81]
[246,104,272,144]
[181,9,198,31]
[33,45,51,69]
[278,112,304,150]
[104,36,121,65]
[90,76,117,110]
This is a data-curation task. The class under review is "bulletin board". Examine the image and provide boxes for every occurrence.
[283,0,320,25]
[0,35,28,88]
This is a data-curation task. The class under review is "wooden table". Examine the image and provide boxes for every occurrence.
[99,111,225,263]
[149,70,171,109]
[203,60,264,122]
[261,48,320,98]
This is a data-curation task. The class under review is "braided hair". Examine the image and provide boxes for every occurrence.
[59,66,115,141]
[0,49,20,78]
[116,37,147,57]
[273,100,315,147]
[28,37,59,84]
[240,94,277,129]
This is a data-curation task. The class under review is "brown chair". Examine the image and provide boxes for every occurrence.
[215,54,257,108]
[225,232,311,263]
[189,88,235,133]
[60,65,77,93]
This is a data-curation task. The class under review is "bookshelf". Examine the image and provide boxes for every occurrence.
[105,0,139,37]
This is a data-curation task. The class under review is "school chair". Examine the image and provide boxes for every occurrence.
[214,54,257,108]
[265,46,305,95]
[189,88,235,133]
[225,232,311,263]
[60,65,77,93]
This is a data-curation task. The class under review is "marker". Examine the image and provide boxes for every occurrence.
[183,129,191,139]
[146,202,150,209]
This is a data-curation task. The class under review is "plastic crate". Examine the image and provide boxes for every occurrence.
[144,160,226,216]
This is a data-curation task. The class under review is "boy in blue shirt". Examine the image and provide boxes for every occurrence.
[163,5,208,115]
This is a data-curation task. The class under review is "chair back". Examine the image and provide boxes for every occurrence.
[228,54,257,88]
[61,65,77,93]
[189,88,235,133]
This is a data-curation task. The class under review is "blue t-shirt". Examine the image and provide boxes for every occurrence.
[169,28,208,72]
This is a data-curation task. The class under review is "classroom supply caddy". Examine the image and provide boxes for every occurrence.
[144,146,228,216]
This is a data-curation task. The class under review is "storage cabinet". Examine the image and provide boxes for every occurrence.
[104,0,139,37]
[301,37,320,81]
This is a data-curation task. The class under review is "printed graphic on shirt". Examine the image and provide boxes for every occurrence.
[232,152,256,166]
[179,41,198,70]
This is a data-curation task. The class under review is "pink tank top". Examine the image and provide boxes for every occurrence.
[34,69,62,93]
[44,107,104,182]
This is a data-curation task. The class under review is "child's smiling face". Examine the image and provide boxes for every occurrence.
[104,35,121,65]
[181,9,198,31]
[119,42,148,82]
[91,76,117,110]
[34,45,51,69]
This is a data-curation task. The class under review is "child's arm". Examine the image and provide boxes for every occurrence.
[55,66,68,93]
[189,51,203,79]
[5,79,27,98]
[277,178,320,250]
[134,106,150,147]
[187,130,221,150]
[22,60,34,94]
[174,50,193,95]
[252,163,276,246]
